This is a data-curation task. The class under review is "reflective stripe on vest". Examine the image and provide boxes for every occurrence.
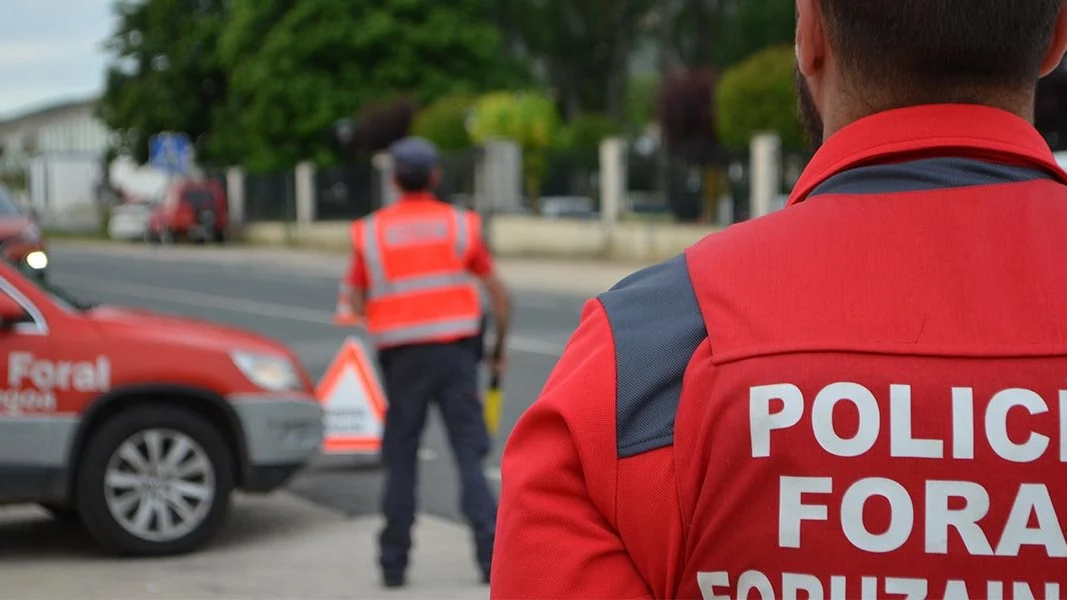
[359,207,481,347]
[373,316,483,348]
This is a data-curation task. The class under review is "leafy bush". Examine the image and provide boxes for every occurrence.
[717,45,805,152]
[469,91,562,204]
[468,91,561,149]
[411,94,479,151]
[657,68,717,161]
[354,95,418,154]
[558,112,620,150]
[626,75,658,132]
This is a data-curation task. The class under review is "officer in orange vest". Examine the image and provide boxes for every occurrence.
[339,137,512,589]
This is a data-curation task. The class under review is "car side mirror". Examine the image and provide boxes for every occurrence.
[0,294,27,329]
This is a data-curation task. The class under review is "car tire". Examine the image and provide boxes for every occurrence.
[75,404,235,557]
[39,503,81,525]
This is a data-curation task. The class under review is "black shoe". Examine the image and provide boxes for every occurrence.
[383,571,406,589]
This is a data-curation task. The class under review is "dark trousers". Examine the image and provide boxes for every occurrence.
[377,340,497,575]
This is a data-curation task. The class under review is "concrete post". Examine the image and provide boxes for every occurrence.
[226,166,245,227]
[295,161,316,225]
[599,136,627,230]
[475,140,522,214]
[372,152,398,207]
[749,133,782,219]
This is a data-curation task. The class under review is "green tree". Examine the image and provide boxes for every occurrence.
[716,45,805,152]
[494,0,657,122]
[656,0,795,70]
[219,0,527,172]
[557,112,621,150]
[98,0,230,165]
[626,75,659,132]
[703,0,796,69]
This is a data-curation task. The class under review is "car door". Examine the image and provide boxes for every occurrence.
[0,277,63,503]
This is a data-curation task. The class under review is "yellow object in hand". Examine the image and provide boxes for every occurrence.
[484,375,504,437]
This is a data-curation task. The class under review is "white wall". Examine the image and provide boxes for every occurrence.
[0,102,110,173]
[28,155,101,211]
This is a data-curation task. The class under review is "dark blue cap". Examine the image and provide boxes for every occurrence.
[390,137,439,177]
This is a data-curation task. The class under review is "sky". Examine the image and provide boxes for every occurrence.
[0,0,115,120]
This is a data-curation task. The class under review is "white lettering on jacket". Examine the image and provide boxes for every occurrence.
[746,383,1067,559]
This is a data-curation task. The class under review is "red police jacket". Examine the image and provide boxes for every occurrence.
[491,104,1067,599]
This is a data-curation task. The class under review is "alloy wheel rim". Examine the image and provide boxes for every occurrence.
[103,428,216,543]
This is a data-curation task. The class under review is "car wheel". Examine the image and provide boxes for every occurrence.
[75,405,234,557]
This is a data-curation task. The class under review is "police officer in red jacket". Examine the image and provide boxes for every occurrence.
[492,1,1067,598]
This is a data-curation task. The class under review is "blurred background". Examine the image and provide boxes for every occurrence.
[4,0,1067,260]
[3,2,1067,596]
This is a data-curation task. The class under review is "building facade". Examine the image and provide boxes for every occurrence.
[0,97,111,174]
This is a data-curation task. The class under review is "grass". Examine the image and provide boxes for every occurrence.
[42,228,110,241]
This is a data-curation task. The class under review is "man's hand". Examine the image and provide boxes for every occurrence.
[481,272,512,380]
[489,349,507,380]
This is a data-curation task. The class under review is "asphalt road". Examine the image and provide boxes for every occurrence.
[45,243,588,525]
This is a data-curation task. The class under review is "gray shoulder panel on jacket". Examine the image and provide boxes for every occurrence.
[807,157,1053,197]
[598,254,708,458]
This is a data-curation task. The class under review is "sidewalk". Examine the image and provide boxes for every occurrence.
[0,493,489,599]
[51,239,652,297]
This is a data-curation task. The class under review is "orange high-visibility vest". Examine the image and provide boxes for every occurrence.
[353,198,482,350]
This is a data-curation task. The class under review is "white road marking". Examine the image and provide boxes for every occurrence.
[58,274,566,357]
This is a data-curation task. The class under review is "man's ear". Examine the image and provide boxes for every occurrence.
[1040,3,1067,77]
[796,0,827,77]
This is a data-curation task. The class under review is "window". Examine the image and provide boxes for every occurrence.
[0,277,48,334]
[182,189,215,210]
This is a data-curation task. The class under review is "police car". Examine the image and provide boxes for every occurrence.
[0,260,324,556]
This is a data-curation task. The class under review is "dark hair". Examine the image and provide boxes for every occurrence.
[822,0,1064,102]
[395,170,431,192]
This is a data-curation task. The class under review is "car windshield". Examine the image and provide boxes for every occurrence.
[183,189,215,210]
[0,185,25,216]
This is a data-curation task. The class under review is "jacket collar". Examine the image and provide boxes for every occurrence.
[399,192,439,204]
[788,104,1067,206]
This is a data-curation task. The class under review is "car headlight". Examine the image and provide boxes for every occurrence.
[230,351,301,392]
[25,251,47,270]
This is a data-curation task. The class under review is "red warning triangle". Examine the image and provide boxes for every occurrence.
[315,336,389,454]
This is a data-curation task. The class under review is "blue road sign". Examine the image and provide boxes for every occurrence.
[149,133,192,174]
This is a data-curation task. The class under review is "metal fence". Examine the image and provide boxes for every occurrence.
[314,161,375,221]
[244,171,296,223]
[626,152,710,223]
[437,148,479,209]
[541,149,599,199]
[626,151,667,214]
